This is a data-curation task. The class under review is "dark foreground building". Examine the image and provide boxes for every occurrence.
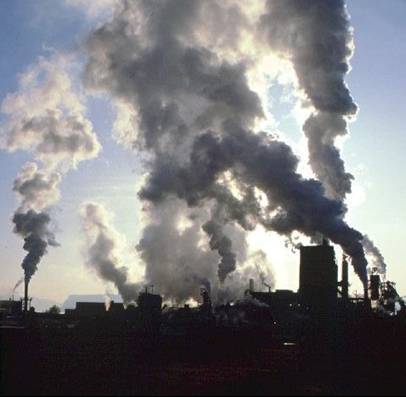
[299,240,338,314]
[1,242,406,395]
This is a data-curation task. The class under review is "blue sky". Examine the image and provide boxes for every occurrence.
[0,0,405,306]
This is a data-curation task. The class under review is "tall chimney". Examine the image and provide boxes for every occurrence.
[341,255,349,300]
[24,278,29,312]
[364,284,370,309]
[249,278,255,293]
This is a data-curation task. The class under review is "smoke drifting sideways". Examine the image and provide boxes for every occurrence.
[81,0,371,294]
[81,202,139,304]
[0,55,101,285]
[261,0,387,278]
[262,0,357,202]
[363,235,387,277]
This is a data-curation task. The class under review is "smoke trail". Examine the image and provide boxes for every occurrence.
[83,0,369,292]
[363,235,387,277]
[141,122,368,284]
[1,55,101,283]
[261,0,388,277]
[13,210,58,283]
[12,278,24,296]
[81,202,138,303]
[261,0,356,201]
[203,219,237,283]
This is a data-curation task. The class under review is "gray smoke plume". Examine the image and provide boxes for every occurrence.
[261,0,356,201]
[12,278,24,296]
[81,202,138,303]
[141,122,368,284]
[0,55,101,285]
[83,0,370,294]
[137,200,218,303]
[13,162,61,213]
[363,235,387,277]
[261,0,388,279]
[136,198,255,304]
[203,219,236,283]
[13,210,58,282]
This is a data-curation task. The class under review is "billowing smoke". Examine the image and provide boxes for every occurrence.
[13,210,58,282]
[141,122,368,284]
[13,163,61,213]
[203,219,236,283]
[82,0,371,297]
[1,55,101,284]
[81,202,138,303]
[363,235,387,277]
[261,0,388,277]
[261,0,356,201]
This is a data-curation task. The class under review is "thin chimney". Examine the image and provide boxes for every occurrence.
[342,255,349,300]
[24,277,29,312]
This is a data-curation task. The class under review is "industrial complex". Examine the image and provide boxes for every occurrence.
[1,241,405,395]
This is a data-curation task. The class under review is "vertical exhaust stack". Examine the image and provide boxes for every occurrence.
[364,284,371,309]
[341,255,349,301]
[24,277,29,312]
[249,278,255,293]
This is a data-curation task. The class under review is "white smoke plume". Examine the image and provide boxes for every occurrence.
[1,55,101,169]
[81,202,139,303]
[363,235,387,277]
[1,54,101,284]
[81,0,373,296]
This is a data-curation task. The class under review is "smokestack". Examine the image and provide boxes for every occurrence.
[364,285,370,308]
[370,274,381,301]
[249,278,255,293]
[24,277,29,313]
[341,255,349,300]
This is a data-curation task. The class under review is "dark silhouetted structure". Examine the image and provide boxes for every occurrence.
[370,274,381,301]
[299,240,337,313]
[24,278,29,312]
[66,302,106,318]
[340,255,349,300]
[0,300,23,317]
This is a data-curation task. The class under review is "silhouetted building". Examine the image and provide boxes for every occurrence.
[108,301,125,315]
[66,302,106,318]
[370,275,381,301]
[0,300,22,317]
[137,290,162,318]
[299,241,338,314]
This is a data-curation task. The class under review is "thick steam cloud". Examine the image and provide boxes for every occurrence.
[81,0,371,294]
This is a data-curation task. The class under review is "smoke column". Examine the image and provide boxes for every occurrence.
[261,0,387,276]
[261,0,356,201]
[0,55,101,285]
[81,202,139,303]
[80,0,373,296]
[363,235,387,277]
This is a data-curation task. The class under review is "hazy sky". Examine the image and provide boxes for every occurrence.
[0,0,405,306]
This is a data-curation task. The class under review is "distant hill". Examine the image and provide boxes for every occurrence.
[62,294,123,311]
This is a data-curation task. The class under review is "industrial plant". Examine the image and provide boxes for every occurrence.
[1,241,405,395]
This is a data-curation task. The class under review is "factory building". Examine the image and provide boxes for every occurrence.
[299,240,338,314]
[0,300,23,318]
